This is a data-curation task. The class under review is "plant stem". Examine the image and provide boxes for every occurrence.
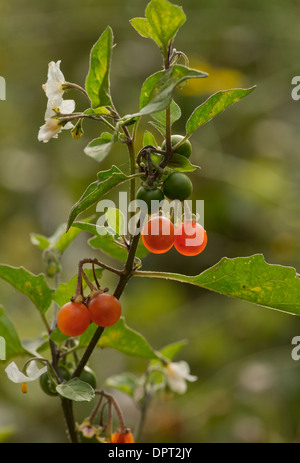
[61,112,141,443]
[61,397,79,443]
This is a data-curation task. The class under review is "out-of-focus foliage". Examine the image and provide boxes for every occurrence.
[1,0,300,443]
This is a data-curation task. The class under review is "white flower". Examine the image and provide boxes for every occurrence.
[5,361,47,383]
[165,361,197,394]
[38,96,75,143]
[42,60,66,100]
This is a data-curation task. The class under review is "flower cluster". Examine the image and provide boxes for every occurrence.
[38,61,75,143]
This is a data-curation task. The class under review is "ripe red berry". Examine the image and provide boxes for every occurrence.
[88,292,121,327]
[142,216,175,254]
[174,221,207,256]
[57,301,91,337]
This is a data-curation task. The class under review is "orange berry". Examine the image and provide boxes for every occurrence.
[88,293,121,328]
[111,431,135,443]
[57,301,91,337]
[142,216,175,254]
[174,221,207,256]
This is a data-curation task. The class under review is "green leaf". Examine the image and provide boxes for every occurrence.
[73,221,131,263]
[130,17,161,48]
[30,234,50,251]
[138,66,208,117]
[31,220,90,255]
[84,132,114,163]
[72,221,117,237]
[0,265,54,315]
[159,339,189,361]
[150,151,199,172]
[186,87,256,137]
[89,233,148,263]
[106,208,126,236]
[56,378,95,402]
[105,373,138,397]
[79,317,159,359]
[143,130,158,148]
[99,317,159,359]
[55,224,84,255]
[67,166,131,230]
[152,99,181,134]
[88,235,128,262]
[85,26,113,108]
[135,254,300,316]
[145,0,186,54]
[84,107,111,116]
[166,152,200,172]
[0,306,28,359]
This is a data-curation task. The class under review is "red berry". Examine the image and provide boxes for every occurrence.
[174,221,207,256]
[88,292,121,327]
[57,301,91,337]
[142,216,175,254]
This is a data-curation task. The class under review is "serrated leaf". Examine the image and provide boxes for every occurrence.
[0,265,54,314]
[135,254,300,316]
[0,306,28,359]
[84,132,115,163]
[145,0,186,54]
[105,373,138,397]
[186,87,256,137]
[85,26,113,108]
[56,378,95,402]
[67,166,131,231]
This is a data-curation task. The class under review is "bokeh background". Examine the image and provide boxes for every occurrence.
[1,0,300,443]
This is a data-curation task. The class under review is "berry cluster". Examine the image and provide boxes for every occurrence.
[136,135,194,213]
[142,216,207,256]
[57,291,121,338]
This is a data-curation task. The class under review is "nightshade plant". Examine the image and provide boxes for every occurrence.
[2,0,300,444]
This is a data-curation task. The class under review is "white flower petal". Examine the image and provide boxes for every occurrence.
[5,361,47,383]
[44,96,63,121]
[60,99,75,115]
[5,362,29,383]
[62,121,74,131]
[43,60,66,100]
[165,361,197,395]
[38,119,62,143]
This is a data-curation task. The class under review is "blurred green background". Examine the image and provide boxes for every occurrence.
[1,0,300,443]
